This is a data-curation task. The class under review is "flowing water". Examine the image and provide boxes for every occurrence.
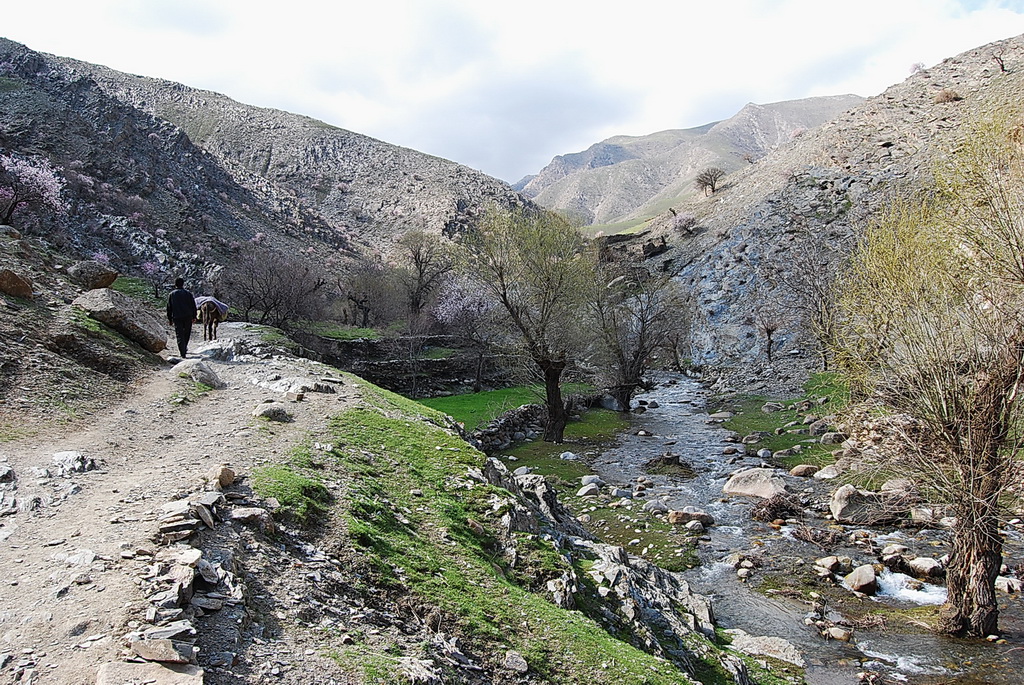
[584,373,1024,684]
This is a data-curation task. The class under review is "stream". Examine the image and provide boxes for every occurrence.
[582,373,1024,684]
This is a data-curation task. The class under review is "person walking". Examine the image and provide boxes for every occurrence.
[166,277,198,358]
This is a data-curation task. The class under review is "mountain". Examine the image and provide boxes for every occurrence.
[0,38,526,286]
[636,33,1024,390]
[521,95,864,228]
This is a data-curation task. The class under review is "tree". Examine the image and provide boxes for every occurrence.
[434,275,502,392]
[394,228,455,332]
[219,243,330,329]
[834,112,1024,637]
[695,167,725,196]
[0,154,66,226]
[587,264,684,410]
[460,206,591,442]
[337,255,403,329]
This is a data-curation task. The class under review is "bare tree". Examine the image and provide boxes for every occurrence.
[336,255,403,328]
[587,264,684,410]
[219,243,330,329]
[460,206,591,442]
[695,167,726,196]
[763,225,851,370]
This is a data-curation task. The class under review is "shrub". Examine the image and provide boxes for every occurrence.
[934,88,962,103]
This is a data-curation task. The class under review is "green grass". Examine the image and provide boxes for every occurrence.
[712,372,849,469]
[110,276,163,307]
[320,380,735,684]
[419,346,455,360]
[251,464,332,524]
[417,384,592,431]
[304,321,381,341]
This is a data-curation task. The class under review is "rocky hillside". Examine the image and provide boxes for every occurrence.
[0,38,526,289]
[638,33,1024,391]
[53,53,527,251]
[520,95,863,227]
[0,229,784,683]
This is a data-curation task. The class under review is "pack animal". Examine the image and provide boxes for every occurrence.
[198,300,226,341]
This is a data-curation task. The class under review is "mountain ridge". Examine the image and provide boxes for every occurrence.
[522,94,864,226]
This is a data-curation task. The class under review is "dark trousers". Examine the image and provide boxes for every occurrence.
[172,318,193,357]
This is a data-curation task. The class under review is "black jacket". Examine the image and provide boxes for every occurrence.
[167,288,197,323]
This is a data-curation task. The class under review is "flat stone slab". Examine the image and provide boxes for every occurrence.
[96,661,203,685]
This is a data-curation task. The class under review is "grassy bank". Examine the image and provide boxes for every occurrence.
[263,375,795,683]
[711,373,850,469]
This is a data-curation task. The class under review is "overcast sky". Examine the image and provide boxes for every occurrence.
[6,1,1024,182]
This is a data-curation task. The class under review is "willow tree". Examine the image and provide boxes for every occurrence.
[834,111,1024,637]
[460,206,591,442]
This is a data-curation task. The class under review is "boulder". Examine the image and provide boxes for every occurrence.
[131,638,197,663]
[252,402,292,422]
[68,260,119,289]
[829,484,902,525]
[642,500,669,515]
[723,629,805,667]
[815,555,853,574]
[995,576,1024,593]
[667,509,715,527]
[577,483,601,497]
[72,288,167,352]
[845,564,879,595]
[908,557,943,579]
[813,464,843,480]
[723,468,788,499]
[172,359,224,389]
[0,268,33,299]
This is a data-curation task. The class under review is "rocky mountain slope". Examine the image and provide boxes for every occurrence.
[638,33,1024,391]
[0,37,526,289]
[520,95,863,227]
[53,53,527,250]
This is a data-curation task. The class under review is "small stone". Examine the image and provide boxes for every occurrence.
[503,650,529,674]
[206,466,235,488]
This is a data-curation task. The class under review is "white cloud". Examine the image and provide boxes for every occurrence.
[5,0,1024,181]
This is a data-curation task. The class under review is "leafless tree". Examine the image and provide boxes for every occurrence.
[219,243,330,329]
[695,167,726,196]
[586,264,685,409]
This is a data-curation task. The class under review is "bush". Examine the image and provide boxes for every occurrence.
[934,88,962,103]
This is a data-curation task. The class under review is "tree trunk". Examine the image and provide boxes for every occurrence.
[939,505,1002,636]
[609,384,634,412]
[540,359,567,443]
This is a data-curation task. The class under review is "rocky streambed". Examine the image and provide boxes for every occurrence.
[504,373,1024,684]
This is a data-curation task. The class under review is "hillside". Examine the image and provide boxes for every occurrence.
[521,95,863,227]
[54,55,527,250]
[0,38,527,290]
[0,232,776,683]
[639,33,1024,390]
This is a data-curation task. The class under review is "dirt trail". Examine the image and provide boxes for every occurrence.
[0,322,357,684]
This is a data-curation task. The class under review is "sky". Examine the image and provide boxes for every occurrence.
[6,1,1024,182]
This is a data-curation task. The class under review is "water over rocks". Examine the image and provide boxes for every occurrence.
[573,373,1024,684]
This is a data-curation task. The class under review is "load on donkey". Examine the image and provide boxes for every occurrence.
[195,296,229,341]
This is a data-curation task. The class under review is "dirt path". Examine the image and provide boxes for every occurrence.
[0,322,358,684]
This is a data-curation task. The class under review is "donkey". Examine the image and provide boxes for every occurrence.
[197,299,226,341]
